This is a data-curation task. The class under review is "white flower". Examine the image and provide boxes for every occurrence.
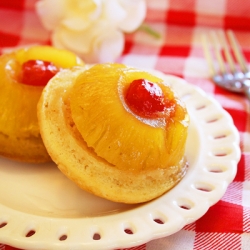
[36,0,146,63]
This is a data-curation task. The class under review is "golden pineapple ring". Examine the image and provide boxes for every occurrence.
[0,46,83,163]
[38,64,189,203]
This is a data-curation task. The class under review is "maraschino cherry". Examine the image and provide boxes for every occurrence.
[125,79,166,117]
[21,60,59,86]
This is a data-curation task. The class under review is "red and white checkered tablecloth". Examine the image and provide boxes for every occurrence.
[0,0,250,249]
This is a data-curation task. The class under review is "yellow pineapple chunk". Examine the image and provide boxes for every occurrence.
[70,63,189,171]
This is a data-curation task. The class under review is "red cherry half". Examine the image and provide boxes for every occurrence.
[21,60,59,86]
[125,79,166,117]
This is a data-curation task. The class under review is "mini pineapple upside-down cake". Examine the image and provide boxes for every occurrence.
[0,46,84,163]
[38,63,189,204]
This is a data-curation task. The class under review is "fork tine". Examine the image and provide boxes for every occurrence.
[201,34,216,75]
[218,30,236,73]
[227,30,249,73]
[201,34,217,77]
[210,30,227,75]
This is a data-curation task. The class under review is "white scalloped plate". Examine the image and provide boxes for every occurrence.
[0,73,241,250]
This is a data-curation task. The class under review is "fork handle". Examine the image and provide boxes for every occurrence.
[243,80,250,100]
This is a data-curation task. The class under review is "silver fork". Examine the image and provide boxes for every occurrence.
[202,30,250,100]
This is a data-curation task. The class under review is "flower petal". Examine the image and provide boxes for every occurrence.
[90,0,103,19]
[62,17,91,31]
[94,29,124,63]
[51,30,66,49]
[117,0,146,32]
[76,0,103,20]
[35,0,68,30]
[53,26,93,54]
[102,0,126,24]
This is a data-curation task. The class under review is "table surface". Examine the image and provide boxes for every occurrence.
[0,0,250,249]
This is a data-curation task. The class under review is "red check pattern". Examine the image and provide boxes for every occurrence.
[0,0,250,249]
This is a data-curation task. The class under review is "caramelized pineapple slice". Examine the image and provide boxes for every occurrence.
[0,46,84,162]
[15,46,83,68]
[70,64,189,171]
[0,53,42,138]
